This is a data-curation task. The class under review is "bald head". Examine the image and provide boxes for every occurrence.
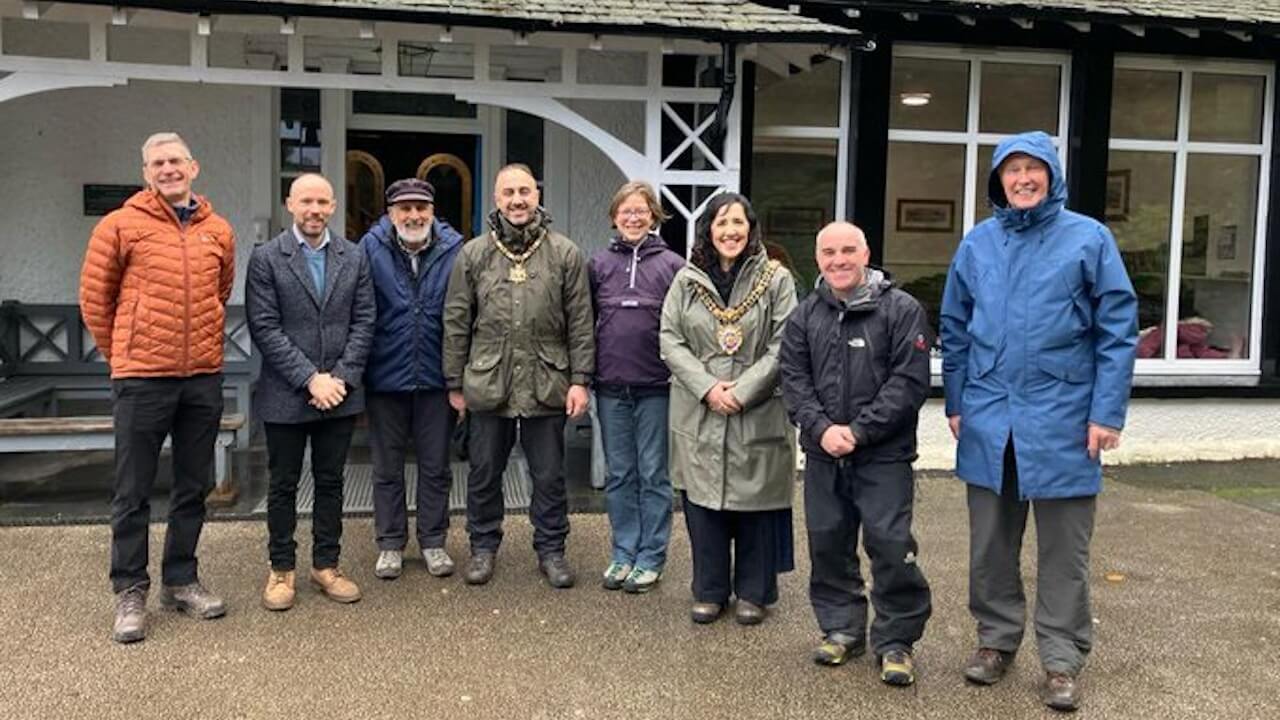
[286,173,336,245]
[815,221,871,299]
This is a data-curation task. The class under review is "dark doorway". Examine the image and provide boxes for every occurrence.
[345,130,480,240]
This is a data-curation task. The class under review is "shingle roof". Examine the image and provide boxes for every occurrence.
[197,1,855,37]
[850,1,1280,27]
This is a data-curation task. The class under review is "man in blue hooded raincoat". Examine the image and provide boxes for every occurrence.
[940,131,1137,712]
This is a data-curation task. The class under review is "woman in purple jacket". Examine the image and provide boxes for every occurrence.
[589,181,686,593]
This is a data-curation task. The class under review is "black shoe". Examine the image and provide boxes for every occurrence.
[1041,672,1082,712]
[690,601,723,624]
[735,599,767,625]
[464,552,496,585]
[538,554,576,589]
[158,582,226,619]
[812,631,866,666]
[963,647,1015,685]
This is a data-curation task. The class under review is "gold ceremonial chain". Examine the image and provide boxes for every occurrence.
[690,260,780,355]
[491,231,545,283]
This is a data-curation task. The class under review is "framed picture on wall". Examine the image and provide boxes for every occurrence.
[896,199,955,233]
[766,207,825,235]
[1105,169,1131,222]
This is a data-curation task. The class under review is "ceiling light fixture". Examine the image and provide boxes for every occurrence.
[900,92,931,107]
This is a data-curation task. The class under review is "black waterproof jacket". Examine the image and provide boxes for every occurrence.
[780,271,931,465]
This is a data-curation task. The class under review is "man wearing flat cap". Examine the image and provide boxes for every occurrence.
[360,178,466,581]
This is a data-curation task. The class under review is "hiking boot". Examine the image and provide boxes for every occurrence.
[690,601,723,624]
[422,547,455,577]
[601,562,631,591]
[538,554,576,589]
[880,649,916,686]
[1041,672,1082,712]
[464,552,496,585]
[812,631,865,667]
[374,550,402,580]
[261,570,296,611]
[735,599,767,625]
[963,647,1015,685]
[622,567,660,594]
[159,582,226,619]
[112,585,148,644]
[309,567,362,603]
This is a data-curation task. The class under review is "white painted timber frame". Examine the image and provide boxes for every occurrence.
[1110,55,1274,377]
[0,1,762,242]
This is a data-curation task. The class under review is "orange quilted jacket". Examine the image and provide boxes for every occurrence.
[79,190,236,378]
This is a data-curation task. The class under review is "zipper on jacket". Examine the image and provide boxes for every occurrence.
[629,242,640,289]
[180,230,191,373]
[837,309,849,423]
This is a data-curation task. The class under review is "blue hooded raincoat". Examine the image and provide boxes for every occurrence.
[939,131,1138,499]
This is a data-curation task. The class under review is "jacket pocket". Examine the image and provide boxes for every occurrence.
[463,341,509,412]
[967,342,997,380]
[532,340,571,409]
[1037,349,1095,384]
[741,395,791,446]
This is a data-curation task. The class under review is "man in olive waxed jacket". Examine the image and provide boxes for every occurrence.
[442,163,594,589]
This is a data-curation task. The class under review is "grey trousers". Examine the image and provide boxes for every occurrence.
[967,439,1096,675]
[367,390,453,552]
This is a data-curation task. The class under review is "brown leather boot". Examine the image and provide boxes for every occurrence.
[262,570,296,611]
[309,567,362,603]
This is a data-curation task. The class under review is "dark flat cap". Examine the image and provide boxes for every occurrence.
[386,177,435,205]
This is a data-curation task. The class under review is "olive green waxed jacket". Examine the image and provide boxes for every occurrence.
[659,251,798,511]
[442,220,595,418]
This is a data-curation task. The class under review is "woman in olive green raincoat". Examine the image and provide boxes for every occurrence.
[659,192,798,626]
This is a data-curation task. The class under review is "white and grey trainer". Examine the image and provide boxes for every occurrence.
[374,550,403,580]
[422,547,455,577]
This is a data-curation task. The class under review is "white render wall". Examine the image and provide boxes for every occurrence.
[913,397,1280,470]
[0,80,267,304]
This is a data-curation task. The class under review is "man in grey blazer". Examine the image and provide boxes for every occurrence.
[246,173,376,611]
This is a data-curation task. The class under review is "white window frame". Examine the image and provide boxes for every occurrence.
[1111,55,1273,376]
[887,44,1072,373]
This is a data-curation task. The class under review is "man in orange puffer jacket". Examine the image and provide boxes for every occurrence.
[79,132,236,644]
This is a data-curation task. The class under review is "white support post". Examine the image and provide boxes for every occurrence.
[287,32,305,75]
[248,84,274,250]
[645,48,664,186]
[320,88,348,219]
[381,38,397,77]
[89,23,107,63]
[474,42,490,82]
[561,46,577,85]
[190,30,208,69]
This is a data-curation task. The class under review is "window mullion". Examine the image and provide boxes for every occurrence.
[1164,70,1193,360]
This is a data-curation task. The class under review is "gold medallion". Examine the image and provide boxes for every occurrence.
[717,323,744,355]
[509,264,528,283]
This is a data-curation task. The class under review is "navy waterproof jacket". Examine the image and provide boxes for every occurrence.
[360,216,463,392]
[940,131,1138,499]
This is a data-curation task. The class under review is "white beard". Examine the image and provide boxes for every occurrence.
[396,223,430,245]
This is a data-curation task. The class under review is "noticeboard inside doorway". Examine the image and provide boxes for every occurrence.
[83,184,143,216]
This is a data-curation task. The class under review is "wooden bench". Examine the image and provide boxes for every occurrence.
[0,376,57,417]
[0,413,245,503]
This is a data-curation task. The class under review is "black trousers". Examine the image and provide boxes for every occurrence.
[109,374,223,594]
[682,495,793,607]
[264,416,357,571]
[465,412,568,558]
[805,458,932,654]
[367,391,453,551]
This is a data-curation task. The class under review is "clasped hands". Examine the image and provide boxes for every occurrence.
[307,372,347,411]
[704,381,742,416]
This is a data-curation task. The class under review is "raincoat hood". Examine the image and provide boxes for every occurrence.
[987,131,1067,231]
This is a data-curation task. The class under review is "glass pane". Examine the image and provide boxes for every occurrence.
[974,144,998,225]
[884,142,966,351]
[750,139,838,296]
[979,62,1060,134]
[1111,68,1179,141]
[889,57,969,131]
[754,58,841,128]
[1178,154,1259,358]
[352,91,477,118]
[1106,151,1175,357]
[1190,73,1265,144]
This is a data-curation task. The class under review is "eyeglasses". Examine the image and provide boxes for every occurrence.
[617,208,652,218]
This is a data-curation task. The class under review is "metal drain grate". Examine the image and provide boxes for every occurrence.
[252,456,533,515]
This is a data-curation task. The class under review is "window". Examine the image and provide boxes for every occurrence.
[279,88,322,201]
[883,47,1070,358]
[1109,60,1272,371]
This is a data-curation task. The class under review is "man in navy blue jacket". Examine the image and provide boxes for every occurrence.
[360,178,464,580]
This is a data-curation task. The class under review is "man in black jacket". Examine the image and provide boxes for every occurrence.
[780,221,932,686]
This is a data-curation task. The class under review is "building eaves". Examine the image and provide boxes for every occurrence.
[825,1,1280,28]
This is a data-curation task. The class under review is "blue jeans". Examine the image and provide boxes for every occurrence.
[598,391,673,571]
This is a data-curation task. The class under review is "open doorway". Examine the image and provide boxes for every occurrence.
[345,129,480,241]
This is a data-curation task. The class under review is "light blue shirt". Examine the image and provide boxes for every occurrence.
[293,225,331,297]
